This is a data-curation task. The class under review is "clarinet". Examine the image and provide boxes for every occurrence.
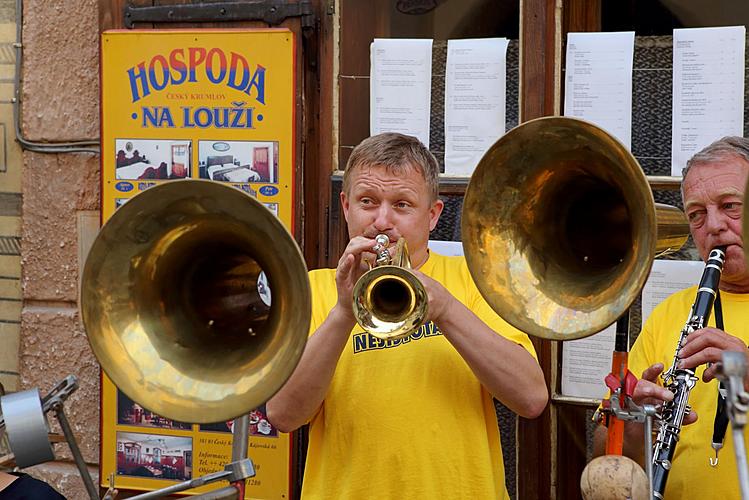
[651,246,726,498]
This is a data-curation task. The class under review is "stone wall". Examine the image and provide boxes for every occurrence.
[19,0,101,497]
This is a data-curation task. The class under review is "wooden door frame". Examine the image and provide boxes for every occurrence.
[517,1,560,496]
[517,1,601,498]
[301,1,335,269]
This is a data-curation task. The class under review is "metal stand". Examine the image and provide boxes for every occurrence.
[1,375,256,500]
[0,375,99,499]
[48,379,100,499]
[602,391,658,499]
[718,351,749,500]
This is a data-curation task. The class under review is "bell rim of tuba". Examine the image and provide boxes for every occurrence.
[461,115,681,340]
[80,179,310,423]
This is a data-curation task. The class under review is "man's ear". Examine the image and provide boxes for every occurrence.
[429,198,444,231]
[340,190,350,222]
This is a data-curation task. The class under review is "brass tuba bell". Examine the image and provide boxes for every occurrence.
[352,234,429,340]
[462,116,689,340]
[80,179,310,423]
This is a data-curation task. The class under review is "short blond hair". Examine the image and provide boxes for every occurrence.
[343,133,439,200]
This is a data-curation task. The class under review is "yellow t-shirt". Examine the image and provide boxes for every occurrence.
[300,251,538,500]
[630,286,749,499]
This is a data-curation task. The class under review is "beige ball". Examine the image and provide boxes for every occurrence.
[580,455,649,500]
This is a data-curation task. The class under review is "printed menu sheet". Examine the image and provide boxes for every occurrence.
[370,38,433,148]
[444,38,508,175]
[564,31,635,148]
[672,26,745,176]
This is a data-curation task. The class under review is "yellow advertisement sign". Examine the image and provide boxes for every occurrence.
[99,29,296,498]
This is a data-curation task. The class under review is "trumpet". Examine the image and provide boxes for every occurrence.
[352,234,428,340]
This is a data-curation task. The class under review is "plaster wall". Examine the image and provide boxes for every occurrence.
[19,0,101,497]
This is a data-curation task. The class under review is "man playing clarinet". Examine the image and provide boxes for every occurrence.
[594,136,749,498]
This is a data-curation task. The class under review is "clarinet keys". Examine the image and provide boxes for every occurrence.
[651,246,726,497]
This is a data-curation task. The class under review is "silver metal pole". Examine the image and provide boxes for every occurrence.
[126,470,233,499]
[52,403,100,500]
[231,415,250,461]
[645,412,654,500]
[719,352,749,500]
[192,485,242,500]
[733,426,749,500]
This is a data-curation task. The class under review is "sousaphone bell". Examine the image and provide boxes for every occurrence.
[462,116,689,340]
[80,179,310,423]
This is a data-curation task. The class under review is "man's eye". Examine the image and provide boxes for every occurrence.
[687,211,705,223]
[724,202,743,217]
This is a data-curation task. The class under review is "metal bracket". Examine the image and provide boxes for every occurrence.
[41,374,79,412]
[124,1,315,29]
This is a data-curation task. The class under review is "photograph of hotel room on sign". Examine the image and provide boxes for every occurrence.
[115,139,191,180]
[198,140,279,184]
[117,390,192,431]
[116,432,193,481]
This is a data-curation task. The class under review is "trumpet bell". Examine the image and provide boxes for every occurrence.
[462,116,687,340]
[352,265,428,340]
[81,180,310,423]
[352,237,429,340]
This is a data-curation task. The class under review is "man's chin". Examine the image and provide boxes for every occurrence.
[720,262,749,290]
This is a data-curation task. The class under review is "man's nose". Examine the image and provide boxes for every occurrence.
[373,204,394,229]
[704,207,729,234]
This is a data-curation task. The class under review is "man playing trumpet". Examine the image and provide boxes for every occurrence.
[594,137,749,498]
[267,132,547,499]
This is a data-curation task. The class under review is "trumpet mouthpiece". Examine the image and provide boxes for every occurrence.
[375,234,390,247]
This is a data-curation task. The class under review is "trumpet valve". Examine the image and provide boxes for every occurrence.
[374,234,391,265]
